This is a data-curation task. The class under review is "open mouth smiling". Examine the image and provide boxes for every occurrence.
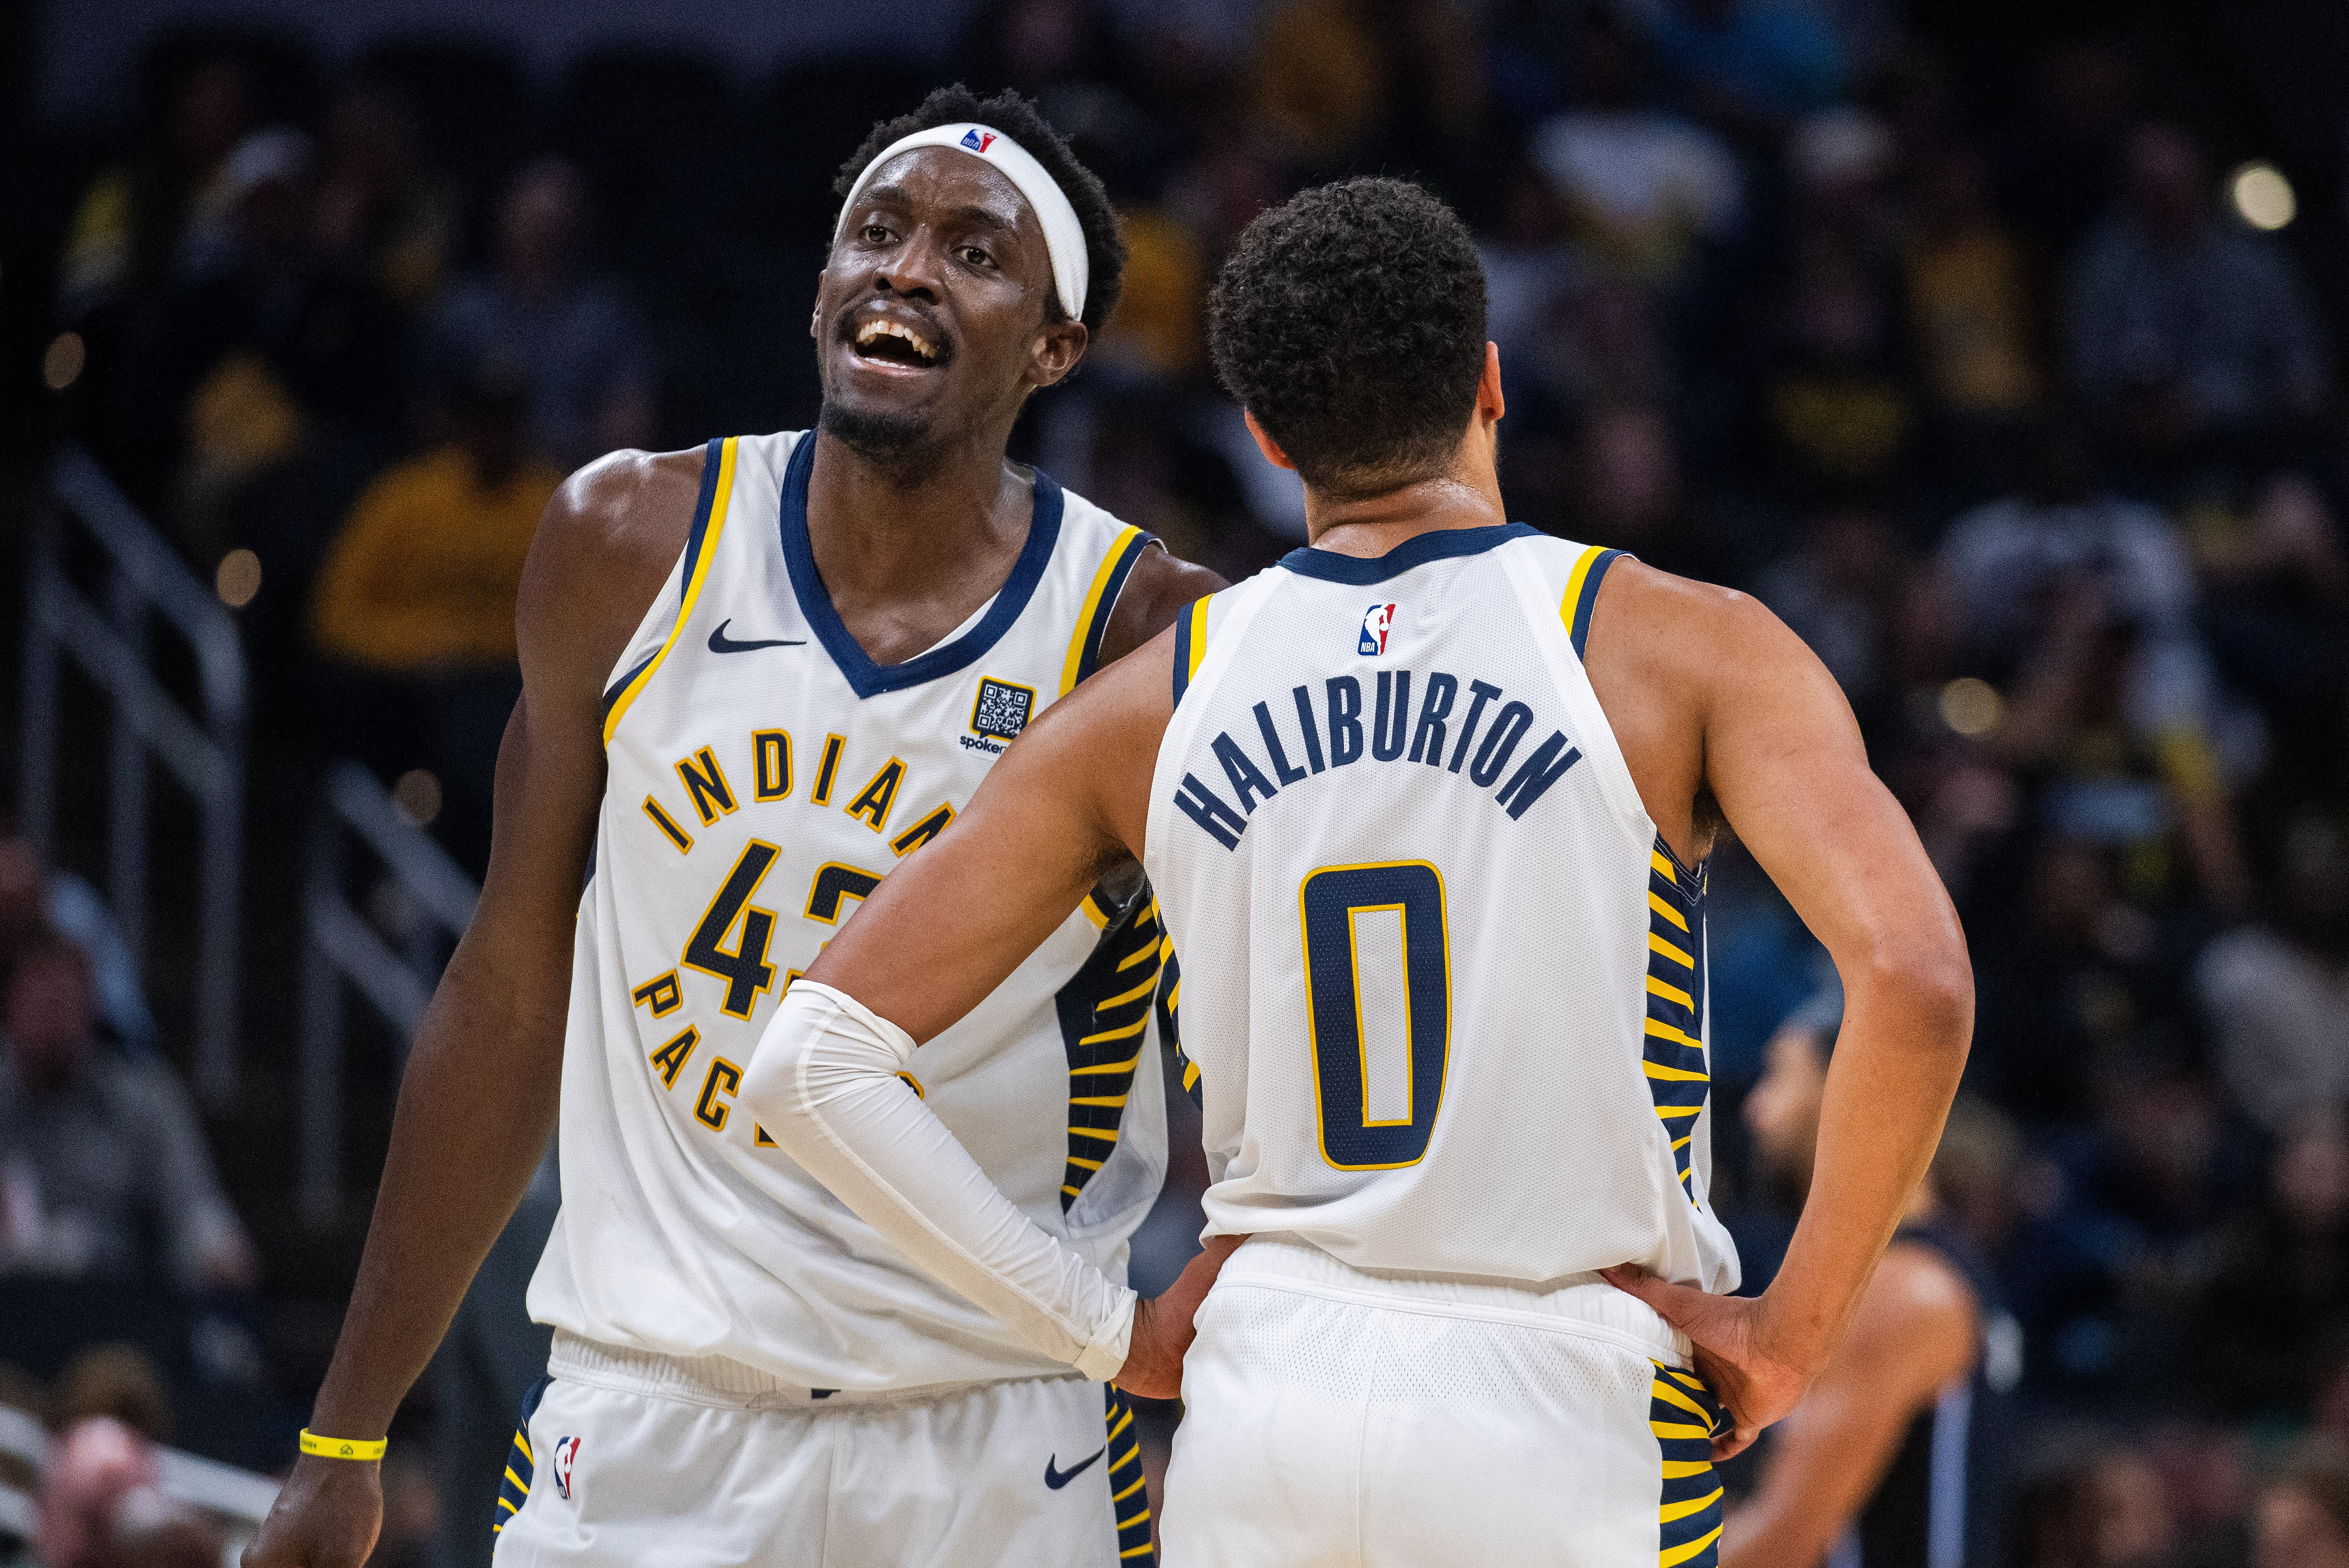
[849,315,949,368]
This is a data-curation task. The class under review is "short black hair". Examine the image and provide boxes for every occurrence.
[835,85,1126,334]
[1208,178,1488,497]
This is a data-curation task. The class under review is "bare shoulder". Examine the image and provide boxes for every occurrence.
[1841,1240,1982,1392]
[1589,558,1801,690]
[519,446,707,701]
[1099,544,1228,666]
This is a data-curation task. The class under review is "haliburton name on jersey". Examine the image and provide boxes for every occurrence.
[1169,666,1584,850]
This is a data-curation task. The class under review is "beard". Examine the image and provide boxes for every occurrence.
[818,397,943,482]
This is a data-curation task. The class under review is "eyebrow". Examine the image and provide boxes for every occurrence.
[856,185,1022,237]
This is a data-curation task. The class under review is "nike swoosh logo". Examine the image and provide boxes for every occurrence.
[708,619,806,654]
[1044,1445,1107,1489]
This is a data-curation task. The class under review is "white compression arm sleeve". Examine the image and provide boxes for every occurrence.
[740,981,1136,1380]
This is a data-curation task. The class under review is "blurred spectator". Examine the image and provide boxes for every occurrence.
[0,837,158,1057]
[1649,0,1845,137]
[0,932,254,1292]
[421,158,656,472]
[1933,422,2205,707]
[1245,0,1484,173]
[1530,7,1741,286]
[1901,142,2044,497]
[2194,1108,2349,1419]
[36,1417,222,1568]
[2196,815,2349,1130]
[58,50,255,311]
[309,361,561,870]
[1753,505,1907,731]
[313,75,459,313]
[2194,473,2349,730]
[2256,1441,2349,1568]
[1995,37,2136,257]
[1757,250,1914,502]
[2009,1451,2176,1568]
[1562,404,1739,582]
[48,1347,173,1445]
[156,126,410,553]
[2066,124,2328,471]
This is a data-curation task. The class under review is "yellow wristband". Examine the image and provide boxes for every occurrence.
[299,1430,388,1461]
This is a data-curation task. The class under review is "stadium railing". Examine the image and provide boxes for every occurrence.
[19,448,247,1105]
[298,758,479,1223]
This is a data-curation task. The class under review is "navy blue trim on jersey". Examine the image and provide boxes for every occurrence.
[1171,598,1197,703]
[1277,522,1541,585]
[1070,529,1155,688]
[492,1374,551,1538]
[776,432,1066,699]
[1567,547,1625,659]
[598,437,726,716]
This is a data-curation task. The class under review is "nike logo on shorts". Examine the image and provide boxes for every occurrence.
[708,619,806,653]
[1044,1445,1106,1489]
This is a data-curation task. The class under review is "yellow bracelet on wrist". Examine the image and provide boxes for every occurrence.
[299,1429,388,1461]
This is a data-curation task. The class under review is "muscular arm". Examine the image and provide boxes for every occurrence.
[1720,1245,1979,1568]
[247,450,699,1567]
[1591,565,1974,1453]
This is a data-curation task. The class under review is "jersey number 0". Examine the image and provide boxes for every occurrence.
[1299,861,1451,1170]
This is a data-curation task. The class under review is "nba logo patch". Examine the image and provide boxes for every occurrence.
[1359,602,1398,655]
[961,128,998,153]
[551,1437,581,1500]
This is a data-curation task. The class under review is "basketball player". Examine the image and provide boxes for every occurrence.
[245,87,1221,1568]
[739,177,1975,1566]
[1720,1016,2016,1568]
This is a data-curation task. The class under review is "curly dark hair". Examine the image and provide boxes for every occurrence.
[1208,178,1488,497]
[834,85,1126,334]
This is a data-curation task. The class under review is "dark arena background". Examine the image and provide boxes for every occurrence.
[4,0,2349,1562]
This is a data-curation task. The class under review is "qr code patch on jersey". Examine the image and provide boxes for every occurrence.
[970,677,1036,741]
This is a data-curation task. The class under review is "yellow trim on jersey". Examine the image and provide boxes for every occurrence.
[1060,523,1149,695]
[603,437,740,745]
[1559,542,1609,631]
[1662,1527,1725,1567]
[1661,1488,1725,1524]
[1651,1379,1713,1419]
[1660,1460,1713,1479]
[1183,598,1210,681]
[1649,891,1690,931]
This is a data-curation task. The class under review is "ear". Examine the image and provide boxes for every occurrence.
[1477,341,1506,426]
[1242,410,1297,471]
[1028,316,1089,389]
[810,270,828,342]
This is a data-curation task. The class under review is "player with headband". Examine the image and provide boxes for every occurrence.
[244,87,1223,1568]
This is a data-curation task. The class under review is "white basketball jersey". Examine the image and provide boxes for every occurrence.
[1142,525,1739,1292]
[529,430,1169,1390]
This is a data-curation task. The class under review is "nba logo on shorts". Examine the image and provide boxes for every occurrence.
[1359,602,1398,655]
[551,1437,581,1500]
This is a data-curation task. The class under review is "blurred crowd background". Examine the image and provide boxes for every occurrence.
[5,0,2349,1563]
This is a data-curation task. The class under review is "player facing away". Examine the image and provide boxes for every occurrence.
[739,176,1976,1567]
[244,87,1222,1568]
[1720,1019,2019,1568]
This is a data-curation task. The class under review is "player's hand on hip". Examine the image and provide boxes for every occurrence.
[1601,1264,1810,1461]
[242,1454,383,1568]
[1115,1233,1248,1400]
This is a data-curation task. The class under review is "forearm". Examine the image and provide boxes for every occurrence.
[1763,969,1969,1367]
[741,983,1135,1377]
[308,947,566,1435]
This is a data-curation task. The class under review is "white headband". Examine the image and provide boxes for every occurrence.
[832,123,1090,322]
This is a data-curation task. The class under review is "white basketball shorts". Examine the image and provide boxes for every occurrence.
[1161,1237,1725,1568]
[488,1333,1154,1567]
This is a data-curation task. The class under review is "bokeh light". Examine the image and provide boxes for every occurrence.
[392,768,443,827]
[1939,677,2004,737]
[215,548,262,608]
[2230,162,2295,231]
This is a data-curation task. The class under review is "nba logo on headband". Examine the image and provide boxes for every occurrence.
[960,129,998,153]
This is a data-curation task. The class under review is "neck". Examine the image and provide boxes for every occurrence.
[805,423,1031,602]
[1304,460,1509,559]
